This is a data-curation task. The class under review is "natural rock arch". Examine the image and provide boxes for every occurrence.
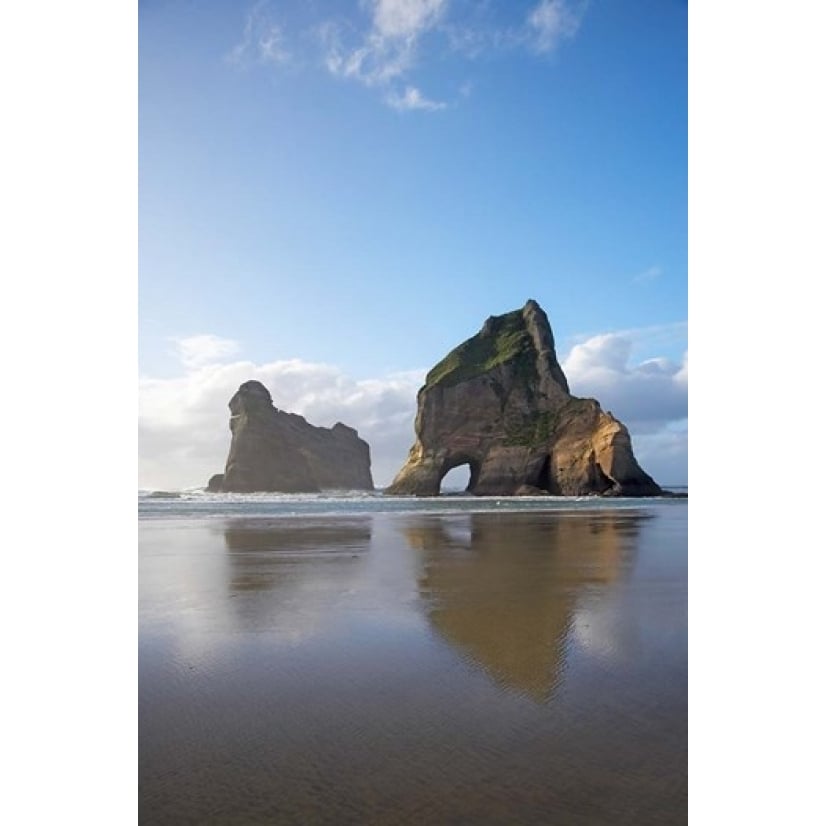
[386,300,660,498]
[438,457,479,494]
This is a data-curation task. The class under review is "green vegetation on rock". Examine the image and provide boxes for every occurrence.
[503,410,559,447]
[425,309,535,389]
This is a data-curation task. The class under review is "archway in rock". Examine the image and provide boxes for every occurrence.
[438,458,480,495]
[440,464,470,494]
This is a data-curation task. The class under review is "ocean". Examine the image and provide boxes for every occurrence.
[139,490,687,824]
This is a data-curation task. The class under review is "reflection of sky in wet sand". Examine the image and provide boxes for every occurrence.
[408,512,646,702]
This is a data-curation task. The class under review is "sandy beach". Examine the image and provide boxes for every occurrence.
[139,504,687,824]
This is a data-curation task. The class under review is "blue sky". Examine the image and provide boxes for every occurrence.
[139,0,688,488]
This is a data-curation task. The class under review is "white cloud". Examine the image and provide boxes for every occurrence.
[527,0,585,54]
[322,26,414,86]
[173,334,242,369]
[321,0,447,98]
[562,331,688,428]
[258,27,289,64]
[372,0,448,39]
[228,1,588,109]
[386,85,447,110]
[227,1,290,67]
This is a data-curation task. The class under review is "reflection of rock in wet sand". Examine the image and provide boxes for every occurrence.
[222,518,373,632]
[223,518,372,591]
[409,512,645,702]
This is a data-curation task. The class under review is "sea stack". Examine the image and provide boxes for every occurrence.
[207,380,373,493]
[385,300,660,497]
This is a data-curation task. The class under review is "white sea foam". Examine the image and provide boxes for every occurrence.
[138,486,684,520]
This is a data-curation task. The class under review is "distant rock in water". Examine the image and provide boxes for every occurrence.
[386,300,661,498]
[208,380,373,493]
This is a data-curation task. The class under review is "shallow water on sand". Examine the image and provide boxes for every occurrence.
[140,505,687,824]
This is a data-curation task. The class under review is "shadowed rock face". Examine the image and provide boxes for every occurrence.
[386,300,660,497]
[208,381,373,493]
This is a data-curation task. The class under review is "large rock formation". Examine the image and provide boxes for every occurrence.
[386,300,661,497]
[207,380,373,493]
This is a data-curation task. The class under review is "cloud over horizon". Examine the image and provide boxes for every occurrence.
[139,327,687,491]
[562,331,688,431]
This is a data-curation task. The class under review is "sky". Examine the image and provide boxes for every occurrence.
[139,0,688,489]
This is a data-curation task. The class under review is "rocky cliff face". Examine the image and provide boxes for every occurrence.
[385,300,660,497]
[207,380,373,493]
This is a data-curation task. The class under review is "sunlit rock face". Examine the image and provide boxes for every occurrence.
[386,300,660,497]
[208,380,374,493]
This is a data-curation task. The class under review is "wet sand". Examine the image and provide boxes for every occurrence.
[139,508,687,824]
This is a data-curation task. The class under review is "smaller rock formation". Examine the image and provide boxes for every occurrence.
[208,380,373,493]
